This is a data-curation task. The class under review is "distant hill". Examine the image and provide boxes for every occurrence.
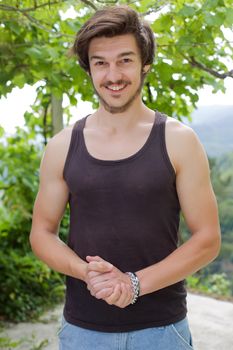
[187,105,233,157]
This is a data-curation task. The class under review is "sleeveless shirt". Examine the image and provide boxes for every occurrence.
[63,111,187,332]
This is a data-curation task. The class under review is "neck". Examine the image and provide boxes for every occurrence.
[93,99,152,133]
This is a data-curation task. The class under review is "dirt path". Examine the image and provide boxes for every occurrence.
[187,293,233,349]
[2,293,233,349]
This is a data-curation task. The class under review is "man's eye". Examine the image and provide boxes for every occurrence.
[95,61,105,66]
[122,58,132,63]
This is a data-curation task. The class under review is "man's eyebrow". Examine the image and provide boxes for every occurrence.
[118,51,136,58]
[90,51,136,61]
[90,55,105,61]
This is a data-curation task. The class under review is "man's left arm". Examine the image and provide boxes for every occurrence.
[136,124,221,296]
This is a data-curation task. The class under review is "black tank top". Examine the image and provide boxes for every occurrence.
[63,111,187,332]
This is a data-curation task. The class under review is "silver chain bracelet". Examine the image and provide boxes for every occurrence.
[126,272,140,304]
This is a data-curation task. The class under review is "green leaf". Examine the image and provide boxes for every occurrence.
[178,5,196,17]
[152,15,173,33]
[203,0,219,9]
[51,73,62,86]
[157,62,173,82]
[0,126,5,137]
[69,95,77,105]
[157,36,172,46]
[47,47,60,59]
[25,47,43,59]
[205,13,224,26]
[9,21,21,35]
[12,74,26,88]
[224,8,233,27]
[51,87,63,99]
[65,21,81,33]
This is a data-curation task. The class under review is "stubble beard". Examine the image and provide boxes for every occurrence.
[92,72,146,114]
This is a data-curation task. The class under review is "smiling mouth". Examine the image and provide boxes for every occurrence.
[105,84,128,92]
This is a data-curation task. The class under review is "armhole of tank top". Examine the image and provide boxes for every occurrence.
[159,114,176,180]
[63,121,79,182]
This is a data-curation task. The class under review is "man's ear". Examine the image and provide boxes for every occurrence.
[142,65,150,74]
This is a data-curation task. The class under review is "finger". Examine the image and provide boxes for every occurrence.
[95,287,114,299]
[115,283,129,308]
[86,255,104,262]
[105,284,121,305]
[87,270,103,279]
[87,271,113,284]
[86,270,101,278]
[88,261,113,273]
[85,270,102,286]
[86,256,113,271]
[114,283,133,308]
[88,280,113,296]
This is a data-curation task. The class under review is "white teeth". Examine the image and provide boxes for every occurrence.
[107,85,125,91]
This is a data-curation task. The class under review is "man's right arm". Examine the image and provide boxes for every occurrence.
[29,128,88,281]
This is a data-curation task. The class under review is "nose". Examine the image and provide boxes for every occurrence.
[105,63,122,82]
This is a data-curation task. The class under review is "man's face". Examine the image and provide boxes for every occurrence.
[88,34,149,114]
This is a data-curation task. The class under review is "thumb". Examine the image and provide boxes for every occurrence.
[86,256,113,272]
[86,255,104,262]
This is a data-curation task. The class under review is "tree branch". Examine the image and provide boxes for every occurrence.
[80,0,98,10]
[157,41,233,48]
[188,56,233,79]
[146,82,153,103]
[0,0,98,12]
[140,0,168,16]
[0,185,14,190]
[20,11,75,38]
[0,1,68,13]
[43,101,50,146]
[95,0,117,4]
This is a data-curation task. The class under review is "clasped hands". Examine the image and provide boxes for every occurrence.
[85,255,133,308]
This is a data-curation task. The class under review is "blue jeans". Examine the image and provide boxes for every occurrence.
[58,316,194,349]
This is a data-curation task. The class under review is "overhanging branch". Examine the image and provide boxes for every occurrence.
[188,56,233,79]
[0,1,67,12]
[146,82,153,103]
[19,11,75,38]
[0,0,97,12]
[80,0,98,10]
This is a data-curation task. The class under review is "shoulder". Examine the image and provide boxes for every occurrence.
[165,116,199,145]
[44,125,74,161]
[165,116,207,174]
[40,124,75,177]
[46,125,74,148]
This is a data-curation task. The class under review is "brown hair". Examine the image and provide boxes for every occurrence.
[71,5,156,73]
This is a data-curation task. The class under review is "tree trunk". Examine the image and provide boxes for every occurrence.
[51,94,63,135]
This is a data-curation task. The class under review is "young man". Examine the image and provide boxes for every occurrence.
[30,5,221,350]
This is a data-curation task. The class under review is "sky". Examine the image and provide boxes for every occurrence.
[0,77,233,134]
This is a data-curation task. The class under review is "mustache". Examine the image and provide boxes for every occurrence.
[101,80,131,88]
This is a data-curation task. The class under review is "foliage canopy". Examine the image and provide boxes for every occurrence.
[1,0,232,124]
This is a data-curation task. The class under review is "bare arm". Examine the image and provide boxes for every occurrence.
[136,121,221,295]
[30,128,88,281]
